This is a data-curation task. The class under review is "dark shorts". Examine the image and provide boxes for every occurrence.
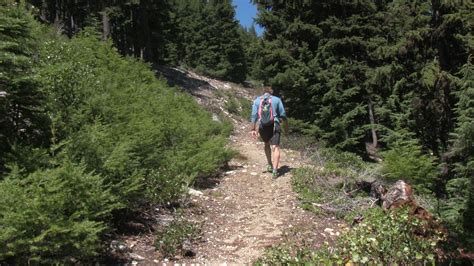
[259,123,281,145]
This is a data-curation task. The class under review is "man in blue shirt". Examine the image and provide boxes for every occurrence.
[250,86,288,178]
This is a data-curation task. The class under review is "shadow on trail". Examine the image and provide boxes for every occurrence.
[278,165,293,176]
[194,164,244,190]
[154,65,213,95]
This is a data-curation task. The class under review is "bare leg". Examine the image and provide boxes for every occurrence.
[264,142,272,167]
[272,145,280,171]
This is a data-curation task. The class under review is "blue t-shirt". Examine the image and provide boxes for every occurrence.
[250,93,286,124]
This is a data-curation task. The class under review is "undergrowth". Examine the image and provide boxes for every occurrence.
[257,208,445,265]
[154,219,200,258]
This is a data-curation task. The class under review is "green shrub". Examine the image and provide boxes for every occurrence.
[280,118,318,151]
[155,220,200,258]
[333,208,444,264]
[225,98,240,115]
[238,96,252,120]
[37,30,234,205]
[256,244,316,265]
[258,208,444,265]
[0,161,121,263]
[381,141,439,193]
[291,167,361,218]
[312,146,367,173]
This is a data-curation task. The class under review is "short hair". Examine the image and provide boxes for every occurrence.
[262,86,273,94]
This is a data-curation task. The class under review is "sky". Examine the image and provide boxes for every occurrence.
[232,0,264,36]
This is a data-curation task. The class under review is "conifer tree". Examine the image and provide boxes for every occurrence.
[451,60,474,240]
[0,1,49,173]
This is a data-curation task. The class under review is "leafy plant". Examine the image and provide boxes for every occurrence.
[258,208,445,265]
[237,96,252,120]
[334,208,444,264]
[0,161,121,263]
[37,29,234,205]
[155,220,200,258]
[381,140,439,193]
[224,98,240,115]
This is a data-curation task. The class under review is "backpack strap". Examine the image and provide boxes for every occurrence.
[268,97,274,121]
[257,96,274,122]
[258,96,264,120]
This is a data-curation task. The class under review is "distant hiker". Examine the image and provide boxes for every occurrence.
[250,86,288,178]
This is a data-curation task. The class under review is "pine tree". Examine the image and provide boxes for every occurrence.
[451,60,474,242]
[0,1,49,173]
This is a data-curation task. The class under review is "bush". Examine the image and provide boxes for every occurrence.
[224,98,240,115]
[312,146,368,176]
[333,208,444,264]
[155,220,200,258]
[238,96,252,120]
[292,166,374,218]
[381,141,439,193]
[258,208,445,265]
[37,30,234,205]
[280,118,318,152]
[0,161,121,263]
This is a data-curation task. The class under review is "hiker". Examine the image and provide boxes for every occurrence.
[250,86,288,178]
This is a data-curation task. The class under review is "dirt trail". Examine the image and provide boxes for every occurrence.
[118,67,339,264]
[154,67,338,264]
[183,124,328,264]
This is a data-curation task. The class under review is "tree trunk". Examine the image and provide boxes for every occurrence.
[102,9,110,41]
[368,99,378,148]
[366,98,380,161]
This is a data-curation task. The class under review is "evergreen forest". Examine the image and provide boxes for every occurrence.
[0,0,472,263]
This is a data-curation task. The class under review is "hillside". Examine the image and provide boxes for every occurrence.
[98,66,338,263]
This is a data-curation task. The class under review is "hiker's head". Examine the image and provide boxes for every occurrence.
[262,86,273,95]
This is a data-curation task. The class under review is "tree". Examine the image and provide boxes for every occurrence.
[0,1,49,174]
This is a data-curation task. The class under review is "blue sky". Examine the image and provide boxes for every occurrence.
[232,0,263,36]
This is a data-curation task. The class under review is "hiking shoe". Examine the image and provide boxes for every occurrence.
[266,165,273,173]
[272,169,278,179]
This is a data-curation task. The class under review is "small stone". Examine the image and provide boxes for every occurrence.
[109,240,129,253]
[188,188,203,197]
[129,253,145,261]
[324,228,334,233]
[250,172,258,176]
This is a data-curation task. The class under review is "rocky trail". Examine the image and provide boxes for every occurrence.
[113,67,342,264]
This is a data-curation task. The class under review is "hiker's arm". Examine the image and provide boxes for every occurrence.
[278,100,288,134]
[250,99,259,137]
[281,117,289,134]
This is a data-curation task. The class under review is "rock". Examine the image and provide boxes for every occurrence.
[110,240,129,253]
[250,172,258,176]
[182,239,196,257]
[212,113,221,122]
[352,214,364,225]
[188,188,204,197]
[129,253,145,261]
[324,228,334,233]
